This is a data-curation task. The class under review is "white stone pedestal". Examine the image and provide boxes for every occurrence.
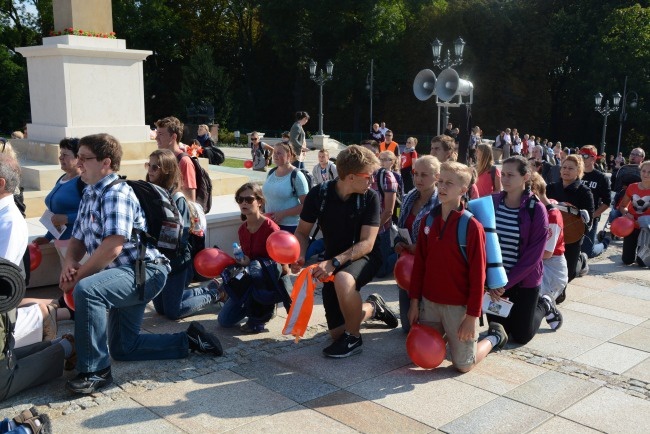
[311,134,330,150]
[16,35,152,143]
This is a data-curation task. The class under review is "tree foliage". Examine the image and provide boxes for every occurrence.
[1,0,649,152]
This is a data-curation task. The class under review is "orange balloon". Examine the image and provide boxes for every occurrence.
[406,324,446,369]
[244,159,254,169]
[28,243,42,271]
[394,252,414,291]
[266,230,300,264]
[64,290,75,311]
[611,217,635,238]
[193,248,237,278]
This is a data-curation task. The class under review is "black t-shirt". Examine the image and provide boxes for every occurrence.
[581,169,611,209]
[300,180,381,259]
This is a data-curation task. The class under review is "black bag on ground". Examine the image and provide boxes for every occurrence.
[221,264,253,302]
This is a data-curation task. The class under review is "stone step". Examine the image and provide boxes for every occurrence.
[11,138,159,164]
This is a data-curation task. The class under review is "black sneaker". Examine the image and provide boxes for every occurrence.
[323,332,363,358]
[556,287,566,304]
[366,293,398,329]
[187,321,223,356]
[66,367,113,394]
[542,295,563,330]
[487,322,508,351]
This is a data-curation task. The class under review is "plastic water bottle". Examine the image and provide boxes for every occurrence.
[232,242,244,261]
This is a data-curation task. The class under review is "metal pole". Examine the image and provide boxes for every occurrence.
[437,105,441,136]
[616,75,628,158]
[369,59,374,132]
[318,81,324,135]
[443,106,450,134]
[600,109,608,155]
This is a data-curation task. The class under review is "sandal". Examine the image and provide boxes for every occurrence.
[13,407,52,434]
[62,333,77,371]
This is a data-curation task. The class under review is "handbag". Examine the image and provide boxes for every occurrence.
[220,264,253,302]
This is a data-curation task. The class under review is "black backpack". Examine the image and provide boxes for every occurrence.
[268,167,314,196]
[106,178,183,261]
[204,145,225,165]
[178,152,213,213]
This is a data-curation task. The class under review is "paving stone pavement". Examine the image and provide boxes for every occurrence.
[2,164,649,433]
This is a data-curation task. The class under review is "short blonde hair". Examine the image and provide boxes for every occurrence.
[336,145,379,179]
[414,155,441,176]
[440,161,472,188]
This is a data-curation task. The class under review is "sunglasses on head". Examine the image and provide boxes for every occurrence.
[235,196,256,204]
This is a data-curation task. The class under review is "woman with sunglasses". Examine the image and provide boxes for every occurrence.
[218,183,291,333]
[250,131,273,172]
[263,142,309,233]
[147,149,219,320]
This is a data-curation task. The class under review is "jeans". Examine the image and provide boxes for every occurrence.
[74,263,189,373]
[375,230,394,278]
[581,217,607,258]
[218,260,274,327]
[279,225,297,233]
[152,263,215,320]
[306,238,325,260]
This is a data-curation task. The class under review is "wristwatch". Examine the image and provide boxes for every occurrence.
[331,257,341,268]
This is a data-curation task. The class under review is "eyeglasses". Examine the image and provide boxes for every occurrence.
[580,154,592,159]
[354,173,375,182]
[77,155,98,163]
[379,158,392,162]
[235,196,257,204]
[145,162,161,171]
[251,137,258,141]
[630,152,644,157]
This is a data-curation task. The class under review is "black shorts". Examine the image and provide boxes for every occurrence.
[322,251,382,330]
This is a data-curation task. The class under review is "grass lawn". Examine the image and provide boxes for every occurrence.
[221,158,245,168]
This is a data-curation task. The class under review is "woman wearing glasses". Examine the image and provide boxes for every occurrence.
[218,182,291,333]
[147,149,219,320]
[250,131,273,172]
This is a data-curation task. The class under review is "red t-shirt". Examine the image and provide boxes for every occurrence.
[400,149,417,169]
[410,208,486,318]
[238,217,280,259]
[624,182,650,224]
[475,167,501,197]
[545,205,565,256]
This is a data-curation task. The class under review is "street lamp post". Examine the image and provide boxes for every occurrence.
[309,60,334,135]
[431,37,466,132]
[615,75,639,158]
[366,59,374,133]
[594,92,621,155]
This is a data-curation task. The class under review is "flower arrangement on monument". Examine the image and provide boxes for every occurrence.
[49,28,117,39]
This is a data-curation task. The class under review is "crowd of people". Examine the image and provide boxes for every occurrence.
[0,117,647,428]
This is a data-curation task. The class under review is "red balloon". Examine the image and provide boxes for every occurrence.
[611,217,635,238]
[406,324,446,369]
[193,248,236,278]
[244,159,254,169]
[266,230,300,264]
[64,290,75,311]
[28,243,42,271]
[394,252,414,291]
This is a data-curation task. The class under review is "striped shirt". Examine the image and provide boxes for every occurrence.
[495,203,520,272]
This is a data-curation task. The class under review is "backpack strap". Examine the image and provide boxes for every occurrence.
[376,168,385,197]
[456,209,473,263]
[526,194,538,222]
[308,181,331,244]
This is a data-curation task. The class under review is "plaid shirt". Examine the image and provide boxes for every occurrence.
[397,188,440,243]
[371,168,397,233]
[72,173,164,268]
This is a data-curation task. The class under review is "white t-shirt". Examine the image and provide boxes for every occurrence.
[0,194,28,267]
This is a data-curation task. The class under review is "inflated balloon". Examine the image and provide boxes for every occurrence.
[611,217,635,238]
[64,289,75,311]
[266,230,300,264]
[193,248,236,279]
[244,159,254,169]
[406,323,446,369]
[28,243,42,271]
[394,252,414,291]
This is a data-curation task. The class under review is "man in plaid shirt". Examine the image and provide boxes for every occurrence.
[60,134,222,395]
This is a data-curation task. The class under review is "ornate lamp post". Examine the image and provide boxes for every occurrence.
[615,76,639,158]
[309,60,334,135]
[594,92,621,155]
[366,59,374,133]
[431,37,466,130]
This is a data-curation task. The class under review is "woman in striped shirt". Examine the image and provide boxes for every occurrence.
[489,156,551,344]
